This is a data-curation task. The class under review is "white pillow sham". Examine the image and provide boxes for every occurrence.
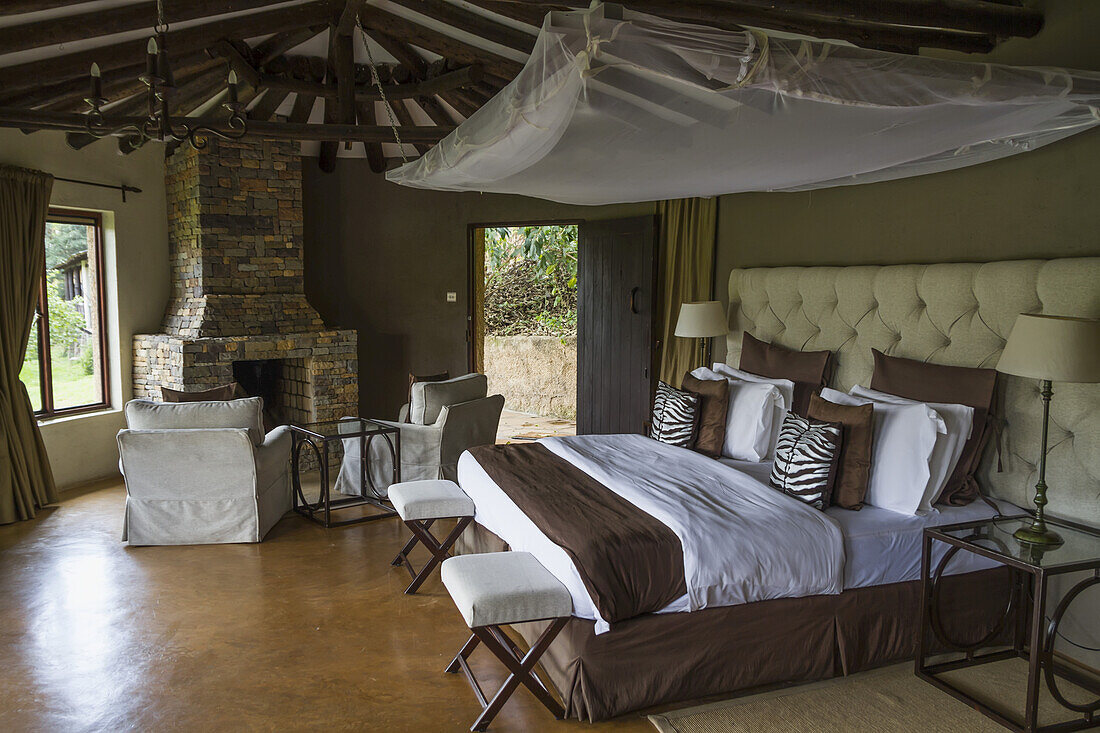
[691,367,783,461]
[709,363,795,412]
[848,385,974,509]
[820,388,945,516]
[703,364,794,458]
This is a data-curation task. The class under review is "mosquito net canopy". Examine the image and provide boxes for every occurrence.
[386,3,1100,206]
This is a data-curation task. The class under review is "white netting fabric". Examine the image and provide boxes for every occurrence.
[386,4,1100,205]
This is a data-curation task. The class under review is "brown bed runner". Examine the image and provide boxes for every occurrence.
[468,443,686,624]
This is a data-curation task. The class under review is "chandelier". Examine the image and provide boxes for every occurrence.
[83,0,247,149]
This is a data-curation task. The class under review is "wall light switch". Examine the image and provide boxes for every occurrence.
[446,291,457,303]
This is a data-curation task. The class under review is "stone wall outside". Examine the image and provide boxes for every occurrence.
[485,336,576,420]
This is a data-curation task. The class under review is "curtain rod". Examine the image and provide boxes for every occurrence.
[53,175,142,202]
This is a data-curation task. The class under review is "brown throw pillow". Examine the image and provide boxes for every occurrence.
[161,383,240,402]
[807,393,874,510]
[739,332,834,416]
[681,372,730,457]
[406,371,451,422]
[869,349,998,506]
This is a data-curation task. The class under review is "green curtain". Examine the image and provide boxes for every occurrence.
[0,165,57,524]
[656,197,718,387]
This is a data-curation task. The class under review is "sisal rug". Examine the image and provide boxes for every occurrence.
[648,659,1095,732]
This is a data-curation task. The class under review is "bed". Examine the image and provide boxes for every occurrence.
[455,257,1100,721]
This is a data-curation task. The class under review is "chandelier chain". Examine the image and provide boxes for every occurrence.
[155,0,169,34]
[358,16,408,163]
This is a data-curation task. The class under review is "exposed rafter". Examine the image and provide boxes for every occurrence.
[0,107,456,142]
[0,1,336,93]
[0,0,1050,171]
[0,0,296,55]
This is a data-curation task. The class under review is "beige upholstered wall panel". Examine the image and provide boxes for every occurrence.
[726,258,1100,525]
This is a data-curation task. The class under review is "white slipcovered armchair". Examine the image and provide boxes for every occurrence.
[117,397,291,545]
[336,373,504,498]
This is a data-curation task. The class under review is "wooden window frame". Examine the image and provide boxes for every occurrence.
[30,208,111,419]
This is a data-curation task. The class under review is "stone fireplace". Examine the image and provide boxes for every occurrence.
[133,137,357,434]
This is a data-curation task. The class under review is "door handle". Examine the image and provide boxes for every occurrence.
[629,287,640,314]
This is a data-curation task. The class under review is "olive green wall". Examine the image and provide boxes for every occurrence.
[712,0,1100,360]
[301,169,652,418]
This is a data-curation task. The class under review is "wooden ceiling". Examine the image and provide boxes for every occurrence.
[0,0,1043,172]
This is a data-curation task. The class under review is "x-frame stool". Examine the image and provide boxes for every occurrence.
[388,480,476,595]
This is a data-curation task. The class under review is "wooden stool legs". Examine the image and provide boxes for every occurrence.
[391,516,473,594]
[446,617,569,732]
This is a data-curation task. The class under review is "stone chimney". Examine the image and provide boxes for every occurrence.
[133,137,357,427]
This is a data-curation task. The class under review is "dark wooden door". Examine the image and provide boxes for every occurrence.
[577,215,658,435]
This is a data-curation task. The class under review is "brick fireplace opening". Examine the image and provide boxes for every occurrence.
[133,138,357,441]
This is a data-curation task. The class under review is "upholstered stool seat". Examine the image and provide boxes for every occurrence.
[388,480,475,594]
[441,552,573,731]
[390,479,475,522]
[441,552,572,628]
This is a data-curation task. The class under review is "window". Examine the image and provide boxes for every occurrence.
[20,209,109,417]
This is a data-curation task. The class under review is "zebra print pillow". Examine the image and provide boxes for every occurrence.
[770,412,843,510]
[649,381,700,448]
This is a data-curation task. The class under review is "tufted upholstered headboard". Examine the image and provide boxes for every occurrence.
[725,258,1100,526]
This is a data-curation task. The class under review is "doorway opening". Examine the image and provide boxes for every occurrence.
[469,223,580,443]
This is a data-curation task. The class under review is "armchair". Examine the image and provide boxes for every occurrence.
[117,397,291,545]
[336,373,504,497]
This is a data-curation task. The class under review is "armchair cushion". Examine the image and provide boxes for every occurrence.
[124,397,265,446]
[409,373,488,425]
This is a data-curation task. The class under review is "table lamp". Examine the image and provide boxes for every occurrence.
[675,301,728,369]
[996,314,1100,546]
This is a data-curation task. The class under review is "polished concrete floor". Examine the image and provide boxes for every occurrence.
[0,479,652,733]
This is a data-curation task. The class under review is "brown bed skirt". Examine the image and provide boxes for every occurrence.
[457,522,1014,723]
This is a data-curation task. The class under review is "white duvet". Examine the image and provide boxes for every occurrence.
[457,433,846,634]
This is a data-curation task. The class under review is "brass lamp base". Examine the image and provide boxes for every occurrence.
[1014,521,1063,547]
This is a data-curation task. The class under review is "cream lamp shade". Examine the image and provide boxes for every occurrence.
[996,314,1100,382]
[675,301,728,338]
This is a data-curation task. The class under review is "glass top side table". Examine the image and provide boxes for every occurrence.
[917,515,1100,732]
[289,417,399,528]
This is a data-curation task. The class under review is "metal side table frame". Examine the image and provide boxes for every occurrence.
[917,515,1100,732]
[289,417,400,528]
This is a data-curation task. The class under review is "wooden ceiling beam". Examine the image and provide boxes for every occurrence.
[367,29,470,122]
[253,25,327,68]
[0,0,298,55]
[212,40,261,89]
[385,0,537,55]
[0,1,338,94]
[0,106,455,141]
[459,0,558,28]
[259,64,483,101]
[473,0,1001,53]
[478,0,1039,39]
[366,30,430,78]
[357,7,523,80]
[247,88,291,121]
[0,1,89,17]
[288,93,318,123]
[385,98,431,155]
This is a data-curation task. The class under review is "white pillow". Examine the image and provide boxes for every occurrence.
[849,385,975,509]
[710,363,795,412]
[819,388,945,515]
[699,364,794,458]
[691,367,783,461]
